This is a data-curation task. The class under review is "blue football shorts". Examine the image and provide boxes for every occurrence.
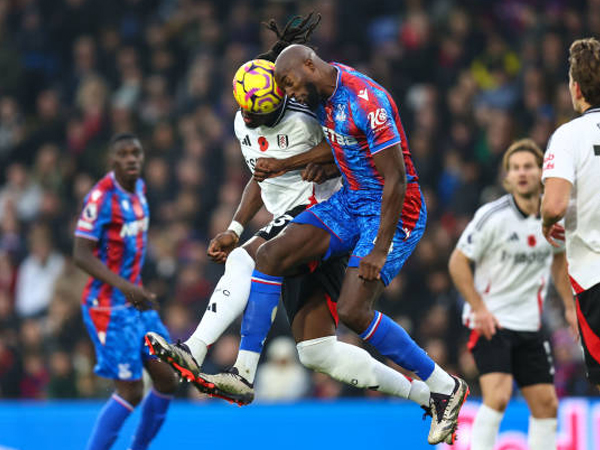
[81,304,171,380]
[293,184,426,286]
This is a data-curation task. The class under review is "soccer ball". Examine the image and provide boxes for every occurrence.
[232,59,284,114]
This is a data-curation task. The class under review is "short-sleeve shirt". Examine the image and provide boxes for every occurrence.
[542,107,600,291]
[75,172,149,309]
[234,98,340,217]
[456,195,563,331]
[317,63,419,197]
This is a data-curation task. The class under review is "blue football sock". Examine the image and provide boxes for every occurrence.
[239,270,283,353]
[360,311,435,379]
[129,389,173,450]
[86,393,133,450]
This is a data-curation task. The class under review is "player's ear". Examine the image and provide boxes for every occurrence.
[574,81,584,100]
[304,58,315,71]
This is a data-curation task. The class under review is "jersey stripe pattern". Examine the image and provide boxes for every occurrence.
[316,63,419,193]
[75,172,149,323]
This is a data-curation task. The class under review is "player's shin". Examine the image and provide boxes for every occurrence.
[471,404,504,450]
[234,270,283,383]
[185,248,255,366]
[359,311,455,395]
[86,393,133,450]
[528,417,557,450]
[297,336,418,400]
[360,311,456,395]
[129,389,173,450]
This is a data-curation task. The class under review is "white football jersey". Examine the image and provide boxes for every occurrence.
[456,195,564,331]
[542,107,600,291]
[234,99,341,217]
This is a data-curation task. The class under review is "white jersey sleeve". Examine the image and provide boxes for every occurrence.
[234,105,340,217]
[542,124,576,185]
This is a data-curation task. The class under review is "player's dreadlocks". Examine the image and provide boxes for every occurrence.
[256,11,321,62]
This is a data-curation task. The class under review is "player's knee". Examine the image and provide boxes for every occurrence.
[487,393,511,412]
[256,241,291,275]
[255,242,279,273]
[153,372,179,395]
[118,383,144,407]
[226,247,255,272]
[297,337,336,372]
[534,392,558,418]
[337,303,372,333]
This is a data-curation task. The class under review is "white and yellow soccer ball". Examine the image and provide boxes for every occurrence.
[232,59,284,114]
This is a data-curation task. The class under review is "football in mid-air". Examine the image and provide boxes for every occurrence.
[232,59,284,114]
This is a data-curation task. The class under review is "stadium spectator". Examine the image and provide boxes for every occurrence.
[14,223,64,318]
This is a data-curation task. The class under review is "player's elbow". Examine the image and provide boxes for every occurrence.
[383,171,405,194]
[541,180,570,222]
[448,249,469,282]
[541,199,567,223]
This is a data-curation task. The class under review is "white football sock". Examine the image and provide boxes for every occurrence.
[528,417,557,450]
[424,364,456,395]
[233,350,261,383]
[471,404,504,450]
[297,336,415,400]
[408,379,431,408]
[185,247,255,366]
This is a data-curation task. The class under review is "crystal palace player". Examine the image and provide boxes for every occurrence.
[146,14,433,412]
[201,44,468,445]
[449,139,577,450]
[73,134,177,450]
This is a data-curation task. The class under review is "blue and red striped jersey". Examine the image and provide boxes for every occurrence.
[75,172,149,308]
[317,63,419,193]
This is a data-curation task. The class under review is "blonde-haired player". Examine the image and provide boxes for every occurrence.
[449,139,577,450]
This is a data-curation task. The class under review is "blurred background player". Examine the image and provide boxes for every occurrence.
[542,37,600,391]
[147,15,433,413]
[201,44,469,445]
[448,138,577,450]
[73,133,177,450]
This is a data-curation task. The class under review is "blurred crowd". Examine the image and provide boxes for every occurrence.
[0,0,598,402]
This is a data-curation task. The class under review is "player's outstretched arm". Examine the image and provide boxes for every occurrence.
[550,251,579,339]
[208,178,263,264]
[254,139,334,182]
[448,248,500,340]
[73,237,158,310]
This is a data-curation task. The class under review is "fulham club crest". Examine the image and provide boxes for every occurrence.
[277,134,289,149]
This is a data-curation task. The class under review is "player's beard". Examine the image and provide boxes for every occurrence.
[305,82,320,110]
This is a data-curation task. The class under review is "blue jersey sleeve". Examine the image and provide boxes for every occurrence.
[351,86,402,154]
[75,188,112,241]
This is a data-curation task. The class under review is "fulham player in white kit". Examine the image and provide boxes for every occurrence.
[449,139,577,450]
[542,37,600,391]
